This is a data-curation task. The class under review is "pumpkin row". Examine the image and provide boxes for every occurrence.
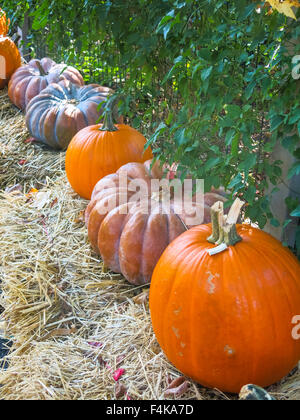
[2,9,300,396]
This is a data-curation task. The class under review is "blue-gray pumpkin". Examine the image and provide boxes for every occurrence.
[25,79,115,150]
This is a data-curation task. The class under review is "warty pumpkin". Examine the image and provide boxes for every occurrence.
[26,79,117,150]
[0,8,9,36]
[65,96,153,200]
[8,57,84,110]
[149,199,300,393]
[85,159,228,285]
[0,36,21,89]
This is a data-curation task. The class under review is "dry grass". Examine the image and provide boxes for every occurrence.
[0,91,299,400]
[0,88,65,192]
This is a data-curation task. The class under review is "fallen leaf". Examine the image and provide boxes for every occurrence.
[25,188,38,199]
[32,191,51,210]
[164,376,189,398]
[74,210,85,223]
[133,290,149,305]
[105,362,112,371]
[24,137,36,144]
[50,198,58,208]
[44,328,77,339]
[116,354,126,365]
[113,368,125,381]
[88,341,104,349]
[115,383,127,399]
[5,184,22,194]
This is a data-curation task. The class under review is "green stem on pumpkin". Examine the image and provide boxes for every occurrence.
[36,61,47,76]
[207,201,224,244]
[99,95,121,132]
[208,198,244,247]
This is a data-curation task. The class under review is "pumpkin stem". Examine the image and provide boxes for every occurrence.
[36,61,48,76]
[208,198,244,247]
[207,201,224,244]
[99,95,121,132]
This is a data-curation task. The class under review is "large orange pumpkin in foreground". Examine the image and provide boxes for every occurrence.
[0,36,21,90]
[66,96,153,200]
[149,199,300,393]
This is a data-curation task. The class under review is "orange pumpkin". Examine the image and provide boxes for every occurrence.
[0,8,9,36]
[0,36,21,89]
[66,96,153,200]
[149,199,300,393]
[85,160,228,285]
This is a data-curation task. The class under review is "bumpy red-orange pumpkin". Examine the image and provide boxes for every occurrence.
[8,57,84,110]
[85,160,228,285]
[0,36,21,89]
[66,97,153,200]
[149,199,300,393]
[0,8,9,36]
[26,80,116,150]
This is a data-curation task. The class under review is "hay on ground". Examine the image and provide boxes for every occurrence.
[0,88,65,192]
[0,91,299,400]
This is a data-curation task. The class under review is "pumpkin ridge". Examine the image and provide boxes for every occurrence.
[30,104,49,141]
[243,241,296,385]
[184,248,207,381]
[53,105,66,147]
[117,209,145,284]
[76,131,95,196]
[39,107,56,147]
[90,131,103,197]
[100,204,132,273]
[160,239,205,356]
[224,239,256,386]
[256,238,300,368]
[230,234,279,386]
[140,211,159,284]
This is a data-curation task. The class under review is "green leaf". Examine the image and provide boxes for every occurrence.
[291,205,300,217]
[270,115,284,132]
[289,108,300,124]
[228,173,243,190]
[288,162,300,179]
[174,128,187,146]
[201,66,213,81]
[270,218,280,228]
[283,219,292,229]
[239,154,257,172]
[225,129,236,146]
[204,157,221,171]
[226,105,241,119]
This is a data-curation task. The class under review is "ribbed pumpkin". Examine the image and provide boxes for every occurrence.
[0,36,21,89]
[0,8,9,36]
[26,80,116,150]
[85,160,228,285]
[66,96,153,200]
[149,199,300,393]
[8,57,84,110]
